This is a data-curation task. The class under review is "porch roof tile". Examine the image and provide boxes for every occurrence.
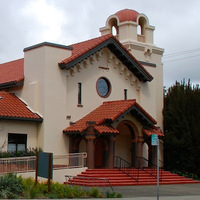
[143,127,164,137]
[64,99,157,134]
[94,125,119,134]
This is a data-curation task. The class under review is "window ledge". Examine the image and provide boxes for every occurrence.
[77,104,83,107]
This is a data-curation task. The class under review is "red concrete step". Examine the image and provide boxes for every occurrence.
[65,168,200,186]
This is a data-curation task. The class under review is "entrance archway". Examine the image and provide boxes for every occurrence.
[115,120,138,165]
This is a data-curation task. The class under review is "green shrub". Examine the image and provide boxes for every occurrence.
[0,147,42,158]
[116,192,123,198]
[1,175,121,199]
[70,186,87,198]
[89,187,100,198]
[0,173,24,199]
[106,191,122,198]
[22,177,42,199]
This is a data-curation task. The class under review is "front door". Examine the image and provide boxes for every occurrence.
[94,139,106,168]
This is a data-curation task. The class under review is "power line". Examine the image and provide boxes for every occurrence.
[163,53,200,63]
[163,48,200,58]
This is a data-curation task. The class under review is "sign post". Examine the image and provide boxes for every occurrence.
[151,134,159,200]
[35,152,53,193]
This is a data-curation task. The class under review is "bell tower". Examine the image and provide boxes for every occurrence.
[99,9,163,63]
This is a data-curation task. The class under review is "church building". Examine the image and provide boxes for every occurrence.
[0,9,164,169]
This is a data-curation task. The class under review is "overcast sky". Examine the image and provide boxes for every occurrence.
[0,0,200,88]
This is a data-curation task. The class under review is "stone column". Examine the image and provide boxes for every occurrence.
[108,136,116,169]
[85,121,96,169]
[136,136,144,168]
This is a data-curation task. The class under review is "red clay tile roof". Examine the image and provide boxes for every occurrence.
[94,125,119,134]
[60,34,113,65]
[64,99,156,134]
[59,34,153,82]
[115,9,139,23]
[0,92,42,121]
[143,127,164,137]
[0,58,24,88]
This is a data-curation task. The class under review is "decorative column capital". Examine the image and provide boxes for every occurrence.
[110,135,116,141]
[85,135,96,141]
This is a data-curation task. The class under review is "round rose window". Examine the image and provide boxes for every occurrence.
[96,77,111,97]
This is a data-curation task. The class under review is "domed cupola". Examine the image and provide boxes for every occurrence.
[99,9,155,45]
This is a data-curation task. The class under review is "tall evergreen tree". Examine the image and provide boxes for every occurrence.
[164,80,200,177]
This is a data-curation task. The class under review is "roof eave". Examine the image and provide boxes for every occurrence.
[0,116,43,122]
[0,80,24,90]
[113,105,156,127]
[59,37,153,82]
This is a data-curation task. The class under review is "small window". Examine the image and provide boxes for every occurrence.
[124,89,127,100]
[78,83,82,105]
[96,77,111,98]
[8,133,27,152]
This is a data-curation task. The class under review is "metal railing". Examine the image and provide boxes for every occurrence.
[0,152,87,174]
[136,156,163,181]
[66,175,114,192]
[0,156,36,174]
[53,152,87,169]
[114,156,139,182]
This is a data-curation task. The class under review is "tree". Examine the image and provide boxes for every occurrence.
[164,80,200,177]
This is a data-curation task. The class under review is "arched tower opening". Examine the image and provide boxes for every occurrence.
[108,18,118,36]
[138,16,147,35]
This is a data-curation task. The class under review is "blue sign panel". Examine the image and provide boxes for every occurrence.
[38,152,53,179]
[151,134,158,146]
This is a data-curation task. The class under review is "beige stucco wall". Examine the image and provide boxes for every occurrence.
[20,45,72,155]
[66,49,157,125]
[0,121,38,152]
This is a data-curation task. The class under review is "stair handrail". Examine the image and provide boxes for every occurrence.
[136,156,163,181]
[114,156,139,182]
[65,175,114,192]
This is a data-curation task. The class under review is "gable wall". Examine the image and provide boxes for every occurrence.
[66,48,157,127]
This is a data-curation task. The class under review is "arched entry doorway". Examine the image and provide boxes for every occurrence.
[115,120,138,166]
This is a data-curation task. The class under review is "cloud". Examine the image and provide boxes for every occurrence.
[0,0,200,87]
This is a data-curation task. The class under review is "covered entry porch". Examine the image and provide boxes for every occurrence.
[63,100,164,169]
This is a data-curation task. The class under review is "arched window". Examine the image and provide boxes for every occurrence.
[108,18,118,36]
[138,17,147,35]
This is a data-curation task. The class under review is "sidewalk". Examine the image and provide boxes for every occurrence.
[120,196,200,200]
[112,183,200,199]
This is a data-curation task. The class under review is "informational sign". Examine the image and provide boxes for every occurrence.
[151,134,158,146]
[37,152,53,179]
[35,152,53,192]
